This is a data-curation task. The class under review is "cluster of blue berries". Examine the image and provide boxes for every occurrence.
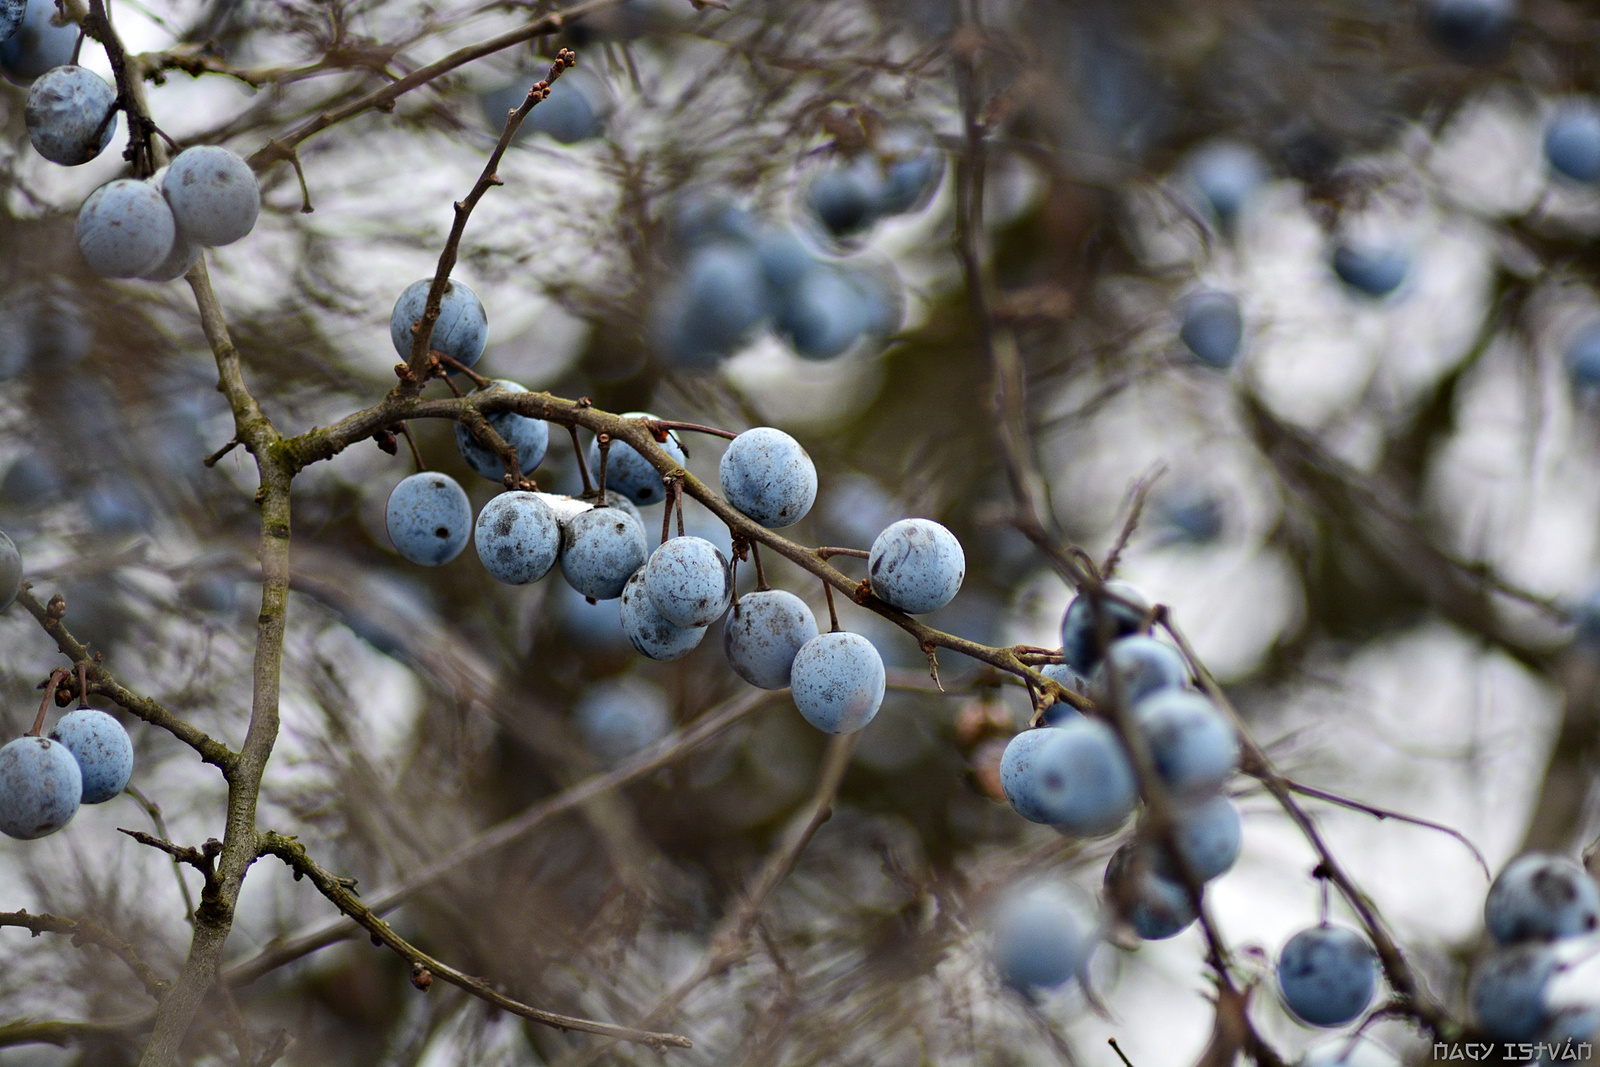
[1470,853,1599,1043]
[802,131,944,244]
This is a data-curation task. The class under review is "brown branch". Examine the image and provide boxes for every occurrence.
[1282,779,1491,880]
[256,832,692,1051]
[0,1014,154,1049]
[0,910,170,999]
[14,586,232,768]
[125,787,198,924]
[80,0,171,176]
[1100,465,1165,580]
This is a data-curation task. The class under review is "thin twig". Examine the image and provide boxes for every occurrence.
[125,786,197,923]
[1283,779,1491,880]
[0,910,170,999]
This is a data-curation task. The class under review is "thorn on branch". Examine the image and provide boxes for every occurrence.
[409,963,433,991]
[204,438,241,467]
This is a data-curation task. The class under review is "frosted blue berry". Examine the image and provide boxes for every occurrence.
[790,631,886,735]
[1104,841,1196,940]
[723,589,819,689]
[1151,793,1243,882]
[587,412,686,507]
[1179,290,1243,369]
[0,530,20,612]
[385,472,472,567]
[1471,944,1559,1040]
[77,179,177,279]
[1,0,78,85]
[1484,853,1600,945]
[25,65,117,166]
[657,242,769,368]
[455,380,548,481]
[719,427,817,529]
[1546,105,1600,184]
[49,708,132,804]
[1184,140,1267,225]
[0,0,23,42]
[0,735,80,838]
[1277,925,1379,1028]
[868,518,965,615]
[1000,718,1137,836]
[1090,635,1189,708]
[643,535,732,628]
[139,231,203,283]
[1060,580,1148,673]
[1428,0,1515,60]
[474,492,560,585]
[162,146,260,247]
[574,676,671,766]
[1333,242,1409,298]
[389,278,489,368]
[806,157,887,239]
[1136,689,1239,796]
[560,505,647,600]
[990,881,1094,992]
[619,568,706,661]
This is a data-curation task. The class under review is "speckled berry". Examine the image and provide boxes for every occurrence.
[868,518,965,615]
[0,0,24,43]
[386,472,472,567]
[474,492,560,585]
[162,146,260,246]
[25,65,117,166]
[643,536,732,629]
[723,589,819,689]
[560,505,648,601]
[790,630,886,735]
[1278,925,1379,1028]
[619,567,706,661]
[1,0,78,84]
[389,278,489,368]
[0,735,80,839]
[1484,853,1600,945]
[49,708,132,804]
[588,412,686,507]
[719,427,817,529]
[455,381,548,481]
[77,179,177,280]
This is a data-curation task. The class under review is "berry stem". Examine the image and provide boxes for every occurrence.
[596,435,610,508]
[815,546,870,561]
[436,354,491,389]
[30,669,70,737]
[397,421,426,472]
[823,580,839,632]
[76,661,89,710]
[751,541,768,591]
[570,425,594,495]
[649,419,738,441]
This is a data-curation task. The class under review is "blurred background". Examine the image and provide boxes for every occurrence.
[1,0,1599,1062]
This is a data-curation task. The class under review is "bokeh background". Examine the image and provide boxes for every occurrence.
[1,0,1599,1063]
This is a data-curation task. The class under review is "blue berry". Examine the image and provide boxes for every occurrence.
[990,881,1094,992]
[85,481,149,536]
[573,677,671,766]
[723,590,817,689]
[1,0,77,84]
[1546,105,1600,185]
[2,451,59,508]
[49,708,132,804]
[0,0,22,42]
[1277,925,1379,1028]
[1136,689,1239,796]
[1000,718,1137,836]
[1471,945,1559,1040]
[139,231,203,283]
[560,505,648,600]
[455,380,548,481]
[1060,580,1149,674]
[0,530,20,612]
[806,157,887,239]
[1484,853,1600,945]
[774,263,895,361]
[588,412,686,506]
[719,427,818,529]
[755,227,819,292]
[77,179,177,279]
[1332,243,1409,298]
[657,241,770,367]
[643,535,732,628]
[1427,0,1515,60]
[474,492,560,585]
[1179,290,1243,369]
[1153,793,1243,882]
[1104,841,1196,940]
[25,65,117,166]
[389,277,489,368]
[1184,140,1267,225]
[790,631,886,735]
[0,735,80,838]
[667,191,759,253]
[526,73,603,143]
[619,567,707,661]
[386,472,472,567]
[162,146,260,247]
[1567,320,1600,392]
[875,146,943,216]
[1090,635,1189,708]
[1040,662,1089,713]
[868,518,965,615]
